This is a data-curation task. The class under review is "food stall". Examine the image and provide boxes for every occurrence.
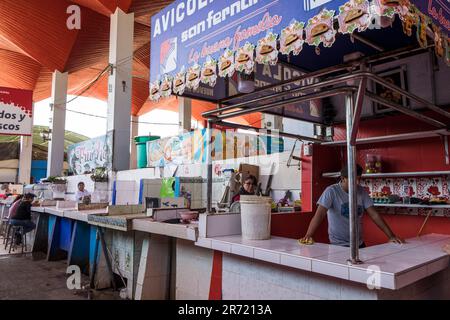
[148,0,450,299]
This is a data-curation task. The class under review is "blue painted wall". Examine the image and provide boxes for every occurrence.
[31,160,47,182]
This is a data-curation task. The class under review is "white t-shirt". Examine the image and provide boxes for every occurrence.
[75,190,91,201]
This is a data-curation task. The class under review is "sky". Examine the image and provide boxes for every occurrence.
[33,96,200,139]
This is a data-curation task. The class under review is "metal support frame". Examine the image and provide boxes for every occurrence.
[365,92,446,128]
[350,77,367,145]
[203,72,450,125]
[215,121,325,143]
[199,46,449,264]
[345,94,362,265]
[214,87,356,120]
[444,136,449,166]
[322,129,450,146]
[206,120,213,213]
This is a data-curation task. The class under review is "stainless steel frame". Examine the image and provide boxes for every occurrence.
[200,47,450,263]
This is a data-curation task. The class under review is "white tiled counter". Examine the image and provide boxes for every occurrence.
[195,234,450,299]
[64,208,108,222]
[132,219,198,241]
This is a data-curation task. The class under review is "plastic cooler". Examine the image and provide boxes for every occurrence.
[134,136,160,169]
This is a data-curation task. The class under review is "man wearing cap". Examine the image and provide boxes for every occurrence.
[300,164,404,248]
[9,193,37,245]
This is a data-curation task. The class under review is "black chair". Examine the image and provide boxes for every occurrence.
[4,223,27,254]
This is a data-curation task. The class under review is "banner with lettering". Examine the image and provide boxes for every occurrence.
[0,87,33,136]
[68,133,112,175]
[150,0,348,83]
[411,0,449,37]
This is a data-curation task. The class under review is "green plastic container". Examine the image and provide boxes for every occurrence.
[134,136,160,168]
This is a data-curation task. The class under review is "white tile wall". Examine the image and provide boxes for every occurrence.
[211,241,231,253]
[195,237,212,249]
[231,244,254,258]
[280,254,311,271]
[311,260,349,280]
[254,249,281,264]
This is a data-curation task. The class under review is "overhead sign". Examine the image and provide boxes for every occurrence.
[0,87,33,136]
[228,63,323,122]
[411,0,450,37]
[150,0,347,82]
[68,133,113,175]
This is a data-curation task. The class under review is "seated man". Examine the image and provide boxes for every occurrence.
[300,164,403,248]
[74,182,91,202]
[9,193,36,245]
[232,175,258,203]
[6,194,23,219]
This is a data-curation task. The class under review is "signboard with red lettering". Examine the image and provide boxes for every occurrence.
[0,87,33,136]
[150,0,347,82]
[412,0,450,37]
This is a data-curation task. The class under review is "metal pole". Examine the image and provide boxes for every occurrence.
[345,94,362,265]
[365,92,446,128]
[215,88,356,120]
[206,119,213,213]
[215,121,325,143]
[350,77,367,145]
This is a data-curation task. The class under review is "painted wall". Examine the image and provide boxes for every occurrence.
[31,160,47,183]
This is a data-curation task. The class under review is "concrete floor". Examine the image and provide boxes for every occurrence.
[0,253,121,300]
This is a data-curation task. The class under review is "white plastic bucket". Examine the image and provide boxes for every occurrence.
[240,195,272,240]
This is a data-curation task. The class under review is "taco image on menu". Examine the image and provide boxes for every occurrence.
[203,68,214,77]
[345,8,366,24]
[381,0,400,6]
[188,73,198,82]
[175,78,184,88]
[220,60,232,71]
[150,87,159,96]
[161,82,171,92]
[260,45,274,55]
[237,53,250,63]
[311,23,330,38]
[284,34,300,47]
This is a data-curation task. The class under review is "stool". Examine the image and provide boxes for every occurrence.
[4,224,27,254]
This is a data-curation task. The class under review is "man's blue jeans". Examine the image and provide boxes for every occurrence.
[9,219,36,234]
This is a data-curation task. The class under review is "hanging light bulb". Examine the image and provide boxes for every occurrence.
[237,72,255,93]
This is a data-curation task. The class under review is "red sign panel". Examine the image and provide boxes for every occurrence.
[0,87,33,136]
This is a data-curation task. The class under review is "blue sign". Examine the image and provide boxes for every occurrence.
[150,0,348,82]
[411,0,450,37]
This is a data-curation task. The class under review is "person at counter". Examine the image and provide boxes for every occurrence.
[74,182,91,202]
[6,194,23,219]
[232,175,258,203]
[300,165,404,247]
[9,193,36,245]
